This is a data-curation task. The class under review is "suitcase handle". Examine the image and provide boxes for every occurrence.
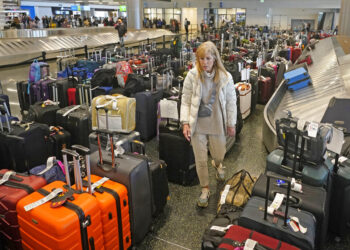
[265,171,291,227]
[71,145,92,195]
[61,148,84,192]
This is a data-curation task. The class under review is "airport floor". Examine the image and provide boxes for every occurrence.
[1,60,350,250]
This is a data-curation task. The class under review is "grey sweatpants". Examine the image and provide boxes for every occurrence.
[191,133,226,187]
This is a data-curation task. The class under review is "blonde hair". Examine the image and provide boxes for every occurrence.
[195,41,228,84]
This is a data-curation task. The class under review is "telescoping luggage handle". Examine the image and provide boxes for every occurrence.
[265,171,291,228]
[71,145,92,195]
[0,104,11,133]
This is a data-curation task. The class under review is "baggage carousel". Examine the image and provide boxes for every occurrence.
[0,27,175,67]
[263,36,350,152]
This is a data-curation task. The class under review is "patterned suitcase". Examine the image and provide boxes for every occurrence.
[16,149,104,250]
[0,170,46,250]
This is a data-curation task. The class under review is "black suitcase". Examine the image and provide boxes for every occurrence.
[159,131,197,185]
[252,173,329,249]
[6,122,51,172]
[53,78,73,108]
[249,71,258,114]
[238,172,316,250]
[135,90,163,141]
[17,81,35,112]
[90,129,153,245]
[27,101,60,126]
[56,105,91,147]
[329,154,350,238]
[48,126,71,160]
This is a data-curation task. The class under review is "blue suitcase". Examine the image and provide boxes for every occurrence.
[284,67,311,91]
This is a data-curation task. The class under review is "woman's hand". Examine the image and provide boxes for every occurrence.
[227,126,236,137]
[183,124,191,142]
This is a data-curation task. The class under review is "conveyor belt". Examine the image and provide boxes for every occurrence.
[0,27,175,66]
[263,36,350,152]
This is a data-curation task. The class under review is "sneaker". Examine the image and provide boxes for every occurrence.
[197,188,210,208]
[212,160,226,181]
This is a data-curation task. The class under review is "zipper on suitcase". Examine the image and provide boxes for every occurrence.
[37,188,94,250]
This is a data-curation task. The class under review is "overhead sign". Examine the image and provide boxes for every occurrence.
[71,5,81,11]
[119,5,127,12]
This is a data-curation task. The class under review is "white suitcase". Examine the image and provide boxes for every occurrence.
[235,82,252,119]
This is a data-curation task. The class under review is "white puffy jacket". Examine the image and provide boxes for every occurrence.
[180,68,237,136]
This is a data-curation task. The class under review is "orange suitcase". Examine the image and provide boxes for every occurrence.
[16,149,104,250]
[72,145,131,250]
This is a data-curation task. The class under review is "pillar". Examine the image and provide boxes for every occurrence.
[127,0,142,29]
[339,0,350,36]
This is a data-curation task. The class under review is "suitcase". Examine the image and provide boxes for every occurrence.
[33,78,56,102]
[235,83,251,119]
[297,55,313,66]
[56,105,91,148]
[72,145,132,250]
[159,131,197,185]
[292,48,302,63]
[27,101,60,126]
[217,225,300,250]
[90,130,152,244]
[54,78,73,108]
[252,172,329,249]
[17,81,35,112]
[321,97,350,135]
[329,154,350,238]
[258,76,273,104]
[238,172,316,250]
[249,71,259,113]
[276,62,287,88]
[48,126,71,160]
[16,149,105,250]
[0,170,46,250]
[284,67,311,91]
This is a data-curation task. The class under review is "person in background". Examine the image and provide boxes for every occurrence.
[115,18,127,47]
[184,18,190,41]
[180,41,237,208]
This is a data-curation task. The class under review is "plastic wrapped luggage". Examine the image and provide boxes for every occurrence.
[56,105,91,148]
[16,149,105,250]
[72,145,132,250]
[235,83,251,119]
[217,225,300,250]
[0,170,46,250]
[238,173,316,250]
[90,130,152,244]
[91,95,136,133]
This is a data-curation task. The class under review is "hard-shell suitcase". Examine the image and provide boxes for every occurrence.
[55,78,73,108]
[48,126,71,160]
[217,225,300,250]
[284,67,311,91]
[252,173,329,249]
[17,81,35,112]
[258,76,273,104]
[249,70,259,113]
[90,130,152,244]
[72,145,131,250]
[56,105,91,148]
[292,48,302,63]
[27,101,60,126]
[238,173,316,250]
[16,149,105,250]
[0,170,46,250]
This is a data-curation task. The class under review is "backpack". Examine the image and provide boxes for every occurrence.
[115,61,133,88]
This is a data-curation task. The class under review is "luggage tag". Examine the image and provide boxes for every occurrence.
[0,171,16,185]
[88,177,110,194]
[50,189,74,208]
[307,122,318,138]
[24,188,63,211]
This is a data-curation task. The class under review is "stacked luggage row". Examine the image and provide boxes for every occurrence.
[202,111,350,250]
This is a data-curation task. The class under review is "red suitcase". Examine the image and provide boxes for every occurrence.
[217,225,300,250]
[258,76,273,104]
[292,48,302,63]
[0,170,46,250]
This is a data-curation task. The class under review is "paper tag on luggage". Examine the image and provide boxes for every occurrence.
[241,68,250,81]
[327,126,344,155]
[256,57,263,68]
[0,171,16,185]
[307,122,318,138]
[244,239,258,250]
[160,99,179,120]
[24,188,63,212]
[220,185,231,205]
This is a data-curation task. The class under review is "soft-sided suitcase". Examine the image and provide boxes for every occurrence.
[238,173,316,250]
[217,225,300,250]
[292,48,302,63]
[252,172,329,249]
[72,145,132,250]
[90,130,152,244]
[321,97,350,135]
[27,101,60,126]
[235,83,251,119]
[48,126,71,160]
[0,170,46,250]
[258,76,273,104]
[17,81,35,112]
[284,67,311,91]
[56,105,91,147]
[16,149,104,250]
[135,90,163,141]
